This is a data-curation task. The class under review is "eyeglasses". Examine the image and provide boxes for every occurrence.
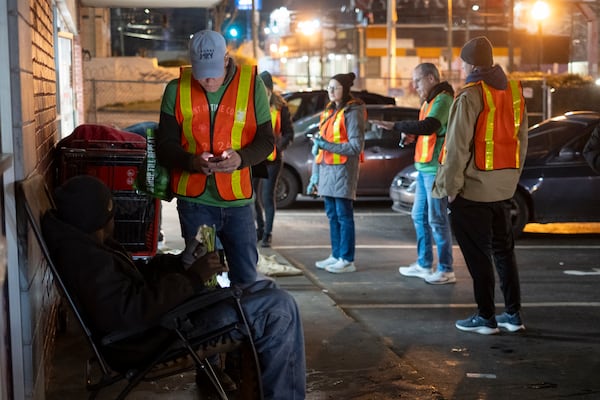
[327,86,342,92]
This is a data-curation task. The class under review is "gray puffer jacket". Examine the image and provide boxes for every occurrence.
[313,100,366,200]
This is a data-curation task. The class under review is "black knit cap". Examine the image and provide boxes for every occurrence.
[54,175,115,234]
[460,36,493,67]
[331,72,356,90]
[259,71,273,91]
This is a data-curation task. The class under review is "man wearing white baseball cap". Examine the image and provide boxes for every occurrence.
[156,30,274,286]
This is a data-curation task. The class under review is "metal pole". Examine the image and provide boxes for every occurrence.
[508,0,514,72]
[387,0,397,92]
[537,21,543,71]
[447,0,453,74]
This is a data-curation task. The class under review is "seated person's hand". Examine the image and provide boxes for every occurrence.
[188,251,229,283]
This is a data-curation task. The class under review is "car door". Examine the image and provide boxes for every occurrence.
[526,122,600,223]
[357,107,418,195]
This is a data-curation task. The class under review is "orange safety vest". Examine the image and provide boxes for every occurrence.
[266,108,281,161]
[171,65,257,200]
[472,80,525,170]
[414,100,437,163]
[315,101,365,165]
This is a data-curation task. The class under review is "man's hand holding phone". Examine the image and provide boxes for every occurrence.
[207,149,242,174]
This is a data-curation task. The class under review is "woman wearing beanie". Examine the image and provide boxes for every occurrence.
[307,72,366,273]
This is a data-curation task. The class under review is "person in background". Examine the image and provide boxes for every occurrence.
[307,72,366,274]
[156,30,274,285]
[372,63,455,285]
[42,175,306,399]
[433,36,528,335]
[253,71,294,248]
[583,124,600,173]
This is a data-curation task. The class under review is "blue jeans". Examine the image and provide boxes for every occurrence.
[411,172,453,272]
[323,196,355,262]
[177,200,258,284]
[190,280,306,399]
[254,159,283,237]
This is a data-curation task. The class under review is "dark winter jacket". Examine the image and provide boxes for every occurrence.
[42,211,205,336]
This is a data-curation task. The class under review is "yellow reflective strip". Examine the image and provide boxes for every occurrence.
[510,80,522,168]
[481,83,496,170]
[178,68,195,193]
[231,65,252,151]
[231,65,253,198]
[332,111,343,164]
[418,135,430,163]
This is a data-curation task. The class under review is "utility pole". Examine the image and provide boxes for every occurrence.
[447,0,452,75]
[387,0,397,92]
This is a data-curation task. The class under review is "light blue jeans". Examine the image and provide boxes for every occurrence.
[177,200,258,284]
[190,279,306,399]
[324,196,355,262]
[411,171,453,272]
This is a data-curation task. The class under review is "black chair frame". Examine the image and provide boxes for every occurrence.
[18,173,264,400]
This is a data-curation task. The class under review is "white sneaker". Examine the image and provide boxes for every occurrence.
[398,262,431,278]
[425,270,456,285]
[315,255,339,269]
[326,259,356,273]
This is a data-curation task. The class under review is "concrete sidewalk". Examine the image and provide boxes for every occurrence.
[46,200,437,399]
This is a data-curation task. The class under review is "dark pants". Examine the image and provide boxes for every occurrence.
[449,196,522,319]
[253,158,283,238]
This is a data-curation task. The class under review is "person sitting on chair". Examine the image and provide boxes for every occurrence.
[41,175,306,399]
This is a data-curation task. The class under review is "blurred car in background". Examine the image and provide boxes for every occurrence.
[283,90,396,122]
[390,111,600,236]
[276,104,419,208]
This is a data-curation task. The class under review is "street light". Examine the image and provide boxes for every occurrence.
[532,0,550,71]
[297,19,321,88]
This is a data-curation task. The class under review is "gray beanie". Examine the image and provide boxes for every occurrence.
[54,175,115,234]
[460,36,493,67]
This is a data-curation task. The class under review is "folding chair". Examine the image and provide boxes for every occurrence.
[17,173,263,400]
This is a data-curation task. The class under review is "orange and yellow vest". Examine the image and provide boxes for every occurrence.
[414,100,438,163]
[315,101,365,165]
[471,80,525,170]
[266,108,282,161]
[172,65,258,200]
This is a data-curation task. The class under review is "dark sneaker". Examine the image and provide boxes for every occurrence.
[496,312,525,332]
[455,314,500,335]
[261,234,272,248]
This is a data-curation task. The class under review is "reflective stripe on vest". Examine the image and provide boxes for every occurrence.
[173,65,256,199]
[315,107,348,165]
[266,108,281,161]
[474,80,525,171]
[414,100,437,163]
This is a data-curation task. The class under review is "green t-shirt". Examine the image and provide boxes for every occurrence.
[160,66,271,207]
[415,91,453,175]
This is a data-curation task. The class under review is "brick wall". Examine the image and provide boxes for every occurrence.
[17,0,60,398]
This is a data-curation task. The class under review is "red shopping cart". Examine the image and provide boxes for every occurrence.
[57,124,160,258]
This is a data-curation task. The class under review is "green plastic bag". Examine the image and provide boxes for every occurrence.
[134,128,173,201]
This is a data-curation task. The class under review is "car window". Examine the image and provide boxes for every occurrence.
[293,113,320,138]
[528,121,579,159]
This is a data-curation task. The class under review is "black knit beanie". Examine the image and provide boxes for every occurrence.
[460,36,493,67]
[331,72,356,95]
[54,175,115,234]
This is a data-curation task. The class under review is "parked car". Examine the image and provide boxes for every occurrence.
[277,104,420,208]
[389,111,600,237]
[283,90,396,122]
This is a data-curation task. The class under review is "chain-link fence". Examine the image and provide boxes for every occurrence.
[83,75,576,130]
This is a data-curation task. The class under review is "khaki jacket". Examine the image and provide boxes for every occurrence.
[433,83,528,202]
